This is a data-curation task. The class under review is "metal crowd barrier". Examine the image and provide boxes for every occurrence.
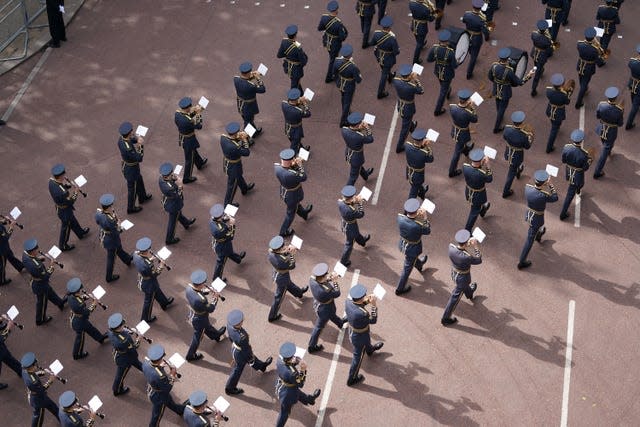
[0,0,47,62]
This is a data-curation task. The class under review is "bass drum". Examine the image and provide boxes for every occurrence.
[507,47,528,79]
[447,26,471,65]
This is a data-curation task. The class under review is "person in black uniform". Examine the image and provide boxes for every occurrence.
[405,128,434,199]
[225,309,273,395]
[342,112,375,185]
[463,0,491,80]
[48,163,90,251]
[22,238,66,325]
[427,29,458,116]
[434,0,447,30]
[308,263,346,353]
[502,111,533,198]
[345,284,383,386]
[142,344,186,426]
[318,1,349,83]
[530,20,555,97]
[545,73,573,153]
[338,185,370,267]
[396,198,431,296]
[518,170,558,269]
[174,97,208,184]
[575,27,607,109]
[282,88,312,152]
[277,25,309,91]
[107,312,143,396]
[275,342,321,427]
[209,204,245,281]
[0,316,22,389]
[463,148,493,231]
[132,237,174,324]
[542,0,569,41]
[370,16,400,99]
[45,0,66,48]
[66,277,108,360]
[184,390,223,427]
[159,162,196,245]
[626,45,640,130]
[220,122,255,208]
[21,352,60,426]
[234,62,266,135]
[355,0,376,48]
[448,89,477,177]
[596,0,620,51]
[484,0,500,29]
[409,0,436,65]
[58,390,100,427]
[274,149,312,237]
[393,64,424,153]
[267,236,308,323]
[441,229,481,325]
[560,129,592,220]
[593,87,624,179]
[0,214,23,285]
[117,121,152,214]
[95,194,132,283]
[333,44,362,127]
[185,270,226,362]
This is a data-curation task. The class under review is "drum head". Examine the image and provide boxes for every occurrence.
[455,33,470,64]
[507,47,528,79]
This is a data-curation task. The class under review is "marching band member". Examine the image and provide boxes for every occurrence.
[318,1,348,83]
[530,20,555,97]
[342,112,375,185]
[448,89,478,177]
[355,0,376,49]
[593,87,624,179]
[66,277,108,360]
[308,263,346,353]
[462,0,491,80]
[142,344,186,426]
[596,0,620,51]
[132,237,174,324]
[95,193,132,283]
[282,88,312,152]
[518,170,559,269]
[441,229,481,325]
[21,351,60,426]
[0,211,23,285]
[370,16,399,100]
[48,163,90,251]
[58,390,101,427]
[174,97,208,184]
[396,198,431,296]
[158,162,196,245]
[545,73,573,153]
[333,44,363,127]
[574,27,607,109]
[277,25,308,91]
[184,390,223,427]
[560,130,592,221]
[625,45,640,130]
[405,128,434,199]
[392,64,424,153]
[463,148,493,231]
[338,185,370,267]
[267,235,308,323]
[117,121,152,214]
[209,204,245,281]
[542,0,569,41]
[427,29,457,116]
[502,111,532,198]
[409,0,436,65]
[220,122,255,208]
[107,313,143,396]
[234,62,265,135]
[0,315,22,389]
[274,149,312,238]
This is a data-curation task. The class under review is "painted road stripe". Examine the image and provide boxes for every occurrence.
[315,269,360,427]
[2,48,52,122]
[372,107,399,205]
[560,300,576,427]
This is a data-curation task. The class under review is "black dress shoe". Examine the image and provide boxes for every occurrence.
[184,217,196,229]
[268,313,283,322]
[387,72,396,83]
[480,202,491,217]
[127,206,142,214]
[262,356,273,372]
[49,41,60,48]
[347,374,365,386]
[215,326,227,341]
[560,212,570,221]
[531,90,537,97]
[516,164,524,179]
[362,234,371,246]
[311,388,321,399]
[231,202,240,207]
[106,274,120,283]
[166,237,180,245]
[342,260,352,267]
[395,285,412,296]
[517,260,532,270]
[308,344,324,354]
[147,316,158,323]
[73,351,89,360]
[409,120,418,133]
[242,183,255,195]
[625,123,635,130]
[100,333,109,344]
[466,73,473,80]
[434,109,446,116]
[395,146,405,153]
[255,127,263,136]
[441,317,458,326]
[492,126,504,134]
[368,342,384,355]
[0,383,7,390]
[186,353,204,362]
[502,190,514,198]
[61,244,75,251]
[0,279,11,286]
[225,388,244,395]
[415,58,423,64]
[198,158,208,169]
[36,316,53,326]
[80,228,90,238]
[142,194,153,203]
[183,177,197,184]
[325,77,334,83]
[377,92,389,99]
[575,102,583,109]
[467,283,477,300]
[163,297,175,310]
[0,120,5,126]
[298,286,309,299]
[304,204,313,217]
[114,387,130,396]
[535,226,546,242]
[593,172,605,179]
[239,251,246,261]
[449,169,462,178]
[546,147,555,154]
[364,168,374,179]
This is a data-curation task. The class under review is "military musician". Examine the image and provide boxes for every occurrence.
[448,89,478,177]
[593,87,624,179]
[392,64,424,153]
[405,128,434,199]
[117,121,151,214]
[463,148,493,231]
[267,235,309,323]
[48,163,90,251]
[318,1,348,83]
[277,25,308,91]
[338,185,371,267]
[274,149,312,238]
[282,88,312,152]
[132,237,174,324]
[95,193,132,283]
[530,20,555,97]
[220,122,255,208]
[21,351,61,426]
[174,97,208,184]
[463,0,491,80]
[142,344,186,426]
[0,211,23,285]
[502,111,532,198]
[107,313,143,396]
[370,16,399,100]
[560,130,592,221]
[308,263,346,353]
[234,62,265,136]
[66,277,108,360]
[333,44,363,127]
[545,73,573,153]
[427,30,457,116]
[58,390,101,427]
[625,45,640,130]
[574,27,607,109]
[396,198,431,296]
[159,162,196,245]
[342,112,375,185]
[209,204,245,281]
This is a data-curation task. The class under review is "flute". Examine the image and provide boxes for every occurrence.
[36,364,67,384]
[122,326,153,344]
[79,404,106,420]
[38,251,64,269]
[1,314,24,330]
[80,290,108,311]
[0,214,24,229]
[64,177,87,198]
[149,250,172,271]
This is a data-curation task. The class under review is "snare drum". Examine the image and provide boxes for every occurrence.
[447,26,471,65]
[507,47,528,79]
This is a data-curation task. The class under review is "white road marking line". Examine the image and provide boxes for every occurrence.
[560,300,576,427]
[315,269,360,427]
[579,104,585,131]
[372,107,399,205]
[574,193,581,228]
[2,48,52,122]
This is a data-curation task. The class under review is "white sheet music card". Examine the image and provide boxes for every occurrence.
[169,353,186,369]
[136,320,150,335]
[74,175,87,187]
[10,207,21,220]
[92,285,106,300]
[594,27,604,38]
[173,164,183,176]
[49,359,63,375]
[88,395,102,412]
[303,88,315,101]
[198,96,209,109]
[120,219,134,231]
[135,125,148,137]
[412,63,424,75]
[481,2,488,12]
[471,91,484,106]
[214,396,231,413]
[224,204,238,217]
[484,146,497,160]
[546,19,553,27]
[373,283,386,300]
[426,129,439,142]
[156,246,171,261]
[333,261,347,278]
[546,164,559,177]
[244,123,256,137]
[212,277,227,293]
[257,63,268,75]
[472,227,486,243]
[7,305,19,320]
[291,235,303,250]
[363,113,376,126]
[359,186,372,201]
[298,147,310,161]
[295,346,306,359]
[48,245,61,259]
[420,198,436,214]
